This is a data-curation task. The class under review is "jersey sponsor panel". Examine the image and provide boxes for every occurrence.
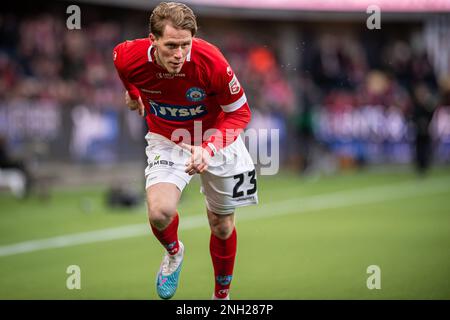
[114,37,248,143]
[148,100,208,121]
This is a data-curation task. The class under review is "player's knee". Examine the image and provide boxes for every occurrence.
[209,216,234,239]
[147,201,176,228]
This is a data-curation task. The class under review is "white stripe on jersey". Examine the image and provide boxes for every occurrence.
[147,45,153,62]
[207,143,217,156]
[187,48,192,61]
[221,93,247,113]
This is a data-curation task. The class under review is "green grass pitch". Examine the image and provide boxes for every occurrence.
[0,166,449,299]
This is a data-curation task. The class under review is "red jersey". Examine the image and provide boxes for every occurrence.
[113,37,251,155]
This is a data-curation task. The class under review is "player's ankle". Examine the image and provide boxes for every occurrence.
[213,291,230,300]
[214,289,230,299]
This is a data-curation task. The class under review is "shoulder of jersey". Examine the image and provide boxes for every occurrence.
[113,38,150,72]
[191,38,227,69]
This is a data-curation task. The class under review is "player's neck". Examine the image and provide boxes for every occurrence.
[153,48,166,70]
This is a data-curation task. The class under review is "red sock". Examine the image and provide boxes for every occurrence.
[150,213,180,255]
[210,228,237,299]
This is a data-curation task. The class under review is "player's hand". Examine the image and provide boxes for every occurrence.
[181,143,211,175]
[125,91,145,117]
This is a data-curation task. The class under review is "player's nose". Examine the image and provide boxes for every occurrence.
[174,47,183,59]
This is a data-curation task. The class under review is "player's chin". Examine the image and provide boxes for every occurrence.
[170,67,182,74]
[168,63,183,73]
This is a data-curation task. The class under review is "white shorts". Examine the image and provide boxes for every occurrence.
[144,132,258,214]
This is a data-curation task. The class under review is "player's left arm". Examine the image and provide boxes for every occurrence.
[184,52,250,176]
[183,103,250,175]
[201,62,251,157]
[201,102,250,156]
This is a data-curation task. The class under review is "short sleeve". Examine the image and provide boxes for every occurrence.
[112,42,140,100]
[209,51,247,113]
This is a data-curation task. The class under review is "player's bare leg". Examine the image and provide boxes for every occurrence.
[207,209,236,300]
[147,182,180,231]
[147,182,184,299]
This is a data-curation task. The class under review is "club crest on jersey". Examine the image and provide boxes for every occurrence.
[148,100,207,121]
[185,87,206,102]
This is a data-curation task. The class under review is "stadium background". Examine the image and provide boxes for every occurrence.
[0,0,449,299]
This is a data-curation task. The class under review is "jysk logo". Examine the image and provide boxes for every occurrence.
[185,87,206,102]
[148,100,207,121]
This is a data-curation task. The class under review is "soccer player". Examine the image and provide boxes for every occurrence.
[113,2,258,300]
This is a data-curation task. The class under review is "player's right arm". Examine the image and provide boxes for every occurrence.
[124,91,145,117]
[113,42,145,117]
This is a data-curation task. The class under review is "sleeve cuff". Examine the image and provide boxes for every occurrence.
[128,89,140,100]
[202,142,217,157]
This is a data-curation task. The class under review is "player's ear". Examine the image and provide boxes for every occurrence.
[149,33,156,42]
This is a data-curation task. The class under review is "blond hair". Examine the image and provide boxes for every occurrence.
[150,2,197,38]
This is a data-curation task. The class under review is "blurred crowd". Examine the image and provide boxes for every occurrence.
[0,12,123,109]
[1,2,449,178]
[208,25,450,173]
[293,30,449,173]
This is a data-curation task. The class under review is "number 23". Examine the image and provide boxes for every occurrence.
[232,169,257,198]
